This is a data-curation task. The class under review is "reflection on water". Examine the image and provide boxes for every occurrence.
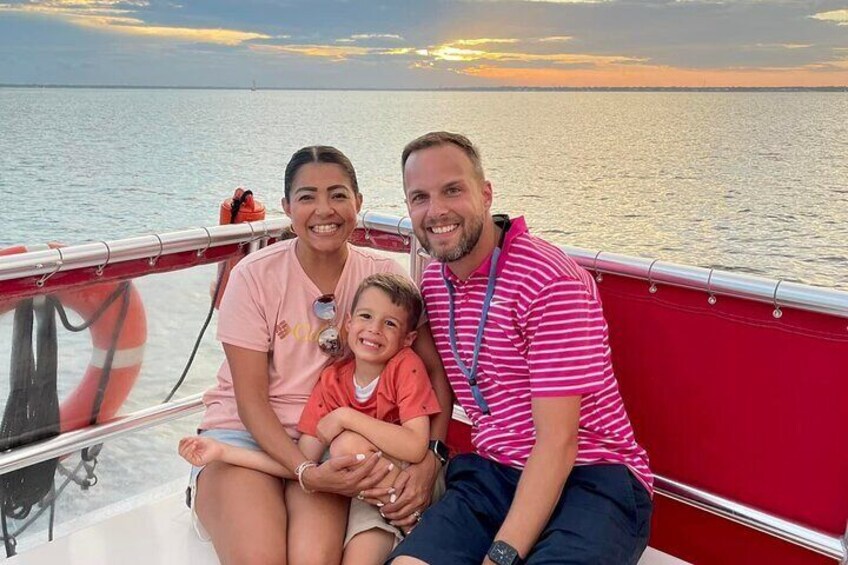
[0,89,846,290]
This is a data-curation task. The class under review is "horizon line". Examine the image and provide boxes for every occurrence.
[1,84,847,92]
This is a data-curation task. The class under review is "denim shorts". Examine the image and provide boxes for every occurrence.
[388,453,652,564]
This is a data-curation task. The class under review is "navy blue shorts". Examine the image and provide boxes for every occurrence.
[388,453,652,564]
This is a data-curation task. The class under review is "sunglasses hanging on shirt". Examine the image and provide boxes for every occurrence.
[313,294,343,357]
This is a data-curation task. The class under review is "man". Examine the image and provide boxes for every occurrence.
[388,132,653,564]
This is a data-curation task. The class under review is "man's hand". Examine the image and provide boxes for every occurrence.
[363,451,441,531]
[316,408,349,445]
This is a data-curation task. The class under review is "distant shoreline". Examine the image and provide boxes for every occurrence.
[1,84,846,93]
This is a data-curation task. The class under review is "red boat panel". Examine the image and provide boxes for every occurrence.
[651,496,835,565]
[598,273,847,536]
[444,270,847,564]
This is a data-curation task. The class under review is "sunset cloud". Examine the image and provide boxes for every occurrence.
[754,43,812,50]
[0,0,271,45]
[251,43,413,61]
[810,9,848,26]
[92,21,271,45]
[425,44,641,65]
[1,0,845,88]
[350,33,404,41]
[452,38,519,46]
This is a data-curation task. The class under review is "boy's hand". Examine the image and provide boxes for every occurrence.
[316,408,349,445]
[178,436,225,467]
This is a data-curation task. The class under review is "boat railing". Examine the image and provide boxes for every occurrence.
[0,213,845,562]
[2,211,845,317]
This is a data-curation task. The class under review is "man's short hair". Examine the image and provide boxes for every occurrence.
[401,131,485,182]
[351,273,423,331]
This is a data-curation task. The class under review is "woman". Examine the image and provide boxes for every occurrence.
[190,146,451,565]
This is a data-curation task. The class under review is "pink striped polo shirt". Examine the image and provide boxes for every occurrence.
[421,217,653,493]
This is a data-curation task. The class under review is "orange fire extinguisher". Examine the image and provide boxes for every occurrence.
[214,187,265,308]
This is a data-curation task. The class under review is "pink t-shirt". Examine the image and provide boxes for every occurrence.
[421,217,653,493]
[200,239,408,436]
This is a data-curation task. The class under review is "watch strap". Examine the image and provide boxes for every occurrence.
[428,439,449,465]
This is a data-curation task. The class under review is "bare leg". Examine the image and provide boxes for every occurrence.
[195,461,287,565]
[285,479,348,565]
[331,431,406,563]
[343,528,396,565]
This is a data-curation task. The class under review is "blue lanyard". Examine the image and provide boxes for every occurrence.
[442,245,501,415]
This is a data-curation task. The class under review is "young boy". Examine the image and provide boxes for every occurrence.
[179,273,441,563]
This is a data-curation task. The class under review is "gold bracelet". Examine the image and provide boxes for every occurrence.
[295,460,317,494]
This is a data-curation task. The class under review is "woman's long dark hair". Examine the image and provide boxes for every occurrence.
[284,146,359,201]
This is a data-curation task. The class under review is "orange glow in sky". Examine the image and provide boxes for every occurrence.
[463,64,848,88]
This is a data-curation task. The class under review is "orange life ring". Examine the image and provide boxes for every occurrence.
[0,245,33,257]
[0,244,147,432]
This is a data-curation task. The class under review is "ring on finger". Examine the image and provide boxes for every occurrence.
[356,492,365,501]
[413,510,422,521]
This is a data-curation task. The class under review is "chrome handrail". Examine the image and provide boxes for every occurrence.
[357,211,848,319]
[450,405,845,561]
[0,219,291,283]
[564,247,848,321]
[654,475,845,561]
[4,212,845,319]
[0,394,204,476]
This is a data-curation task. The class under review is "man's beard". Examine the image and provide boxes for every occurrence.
[417,215,484,262]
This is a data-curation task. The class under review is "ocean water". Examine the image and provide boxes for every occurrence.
[0,88,846,553]
[2,88,847,288]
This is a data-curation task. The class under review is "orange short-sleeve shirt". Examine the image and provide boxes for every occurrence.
[297,347,441,437]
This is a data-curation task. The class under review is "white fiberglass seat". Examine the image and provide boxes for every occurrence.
[8,491,687,565]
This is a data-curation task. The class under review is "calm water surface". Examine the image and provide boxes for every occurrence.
[2,88,846,287]
[0,88,846,550]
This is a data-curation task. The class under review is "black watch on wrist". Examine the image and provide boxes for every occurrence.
[428,440,449,466]
[488,540,522,565]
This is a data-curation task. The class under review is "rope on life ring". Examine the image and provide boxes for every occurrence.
[52,280,147,432]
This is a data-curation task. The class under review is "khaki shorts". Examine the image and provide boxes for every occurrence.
[345,466,446,547]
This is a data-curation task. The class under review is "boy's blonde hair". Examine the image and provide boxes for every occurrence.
[351,273,423,331]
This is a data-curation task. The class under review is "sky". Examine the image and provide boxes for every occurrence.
[0,0,846,88]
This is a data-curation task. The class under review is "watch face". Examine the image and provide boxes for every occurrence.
[488,541,519,565]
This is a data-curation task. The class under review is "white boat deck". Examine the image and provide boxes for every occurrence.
[8,491,689,564]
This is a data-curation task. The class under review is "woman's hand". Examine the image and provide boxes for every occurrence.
[363,451,441,531]
[301,451,392,498]
[316,408,349,445]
